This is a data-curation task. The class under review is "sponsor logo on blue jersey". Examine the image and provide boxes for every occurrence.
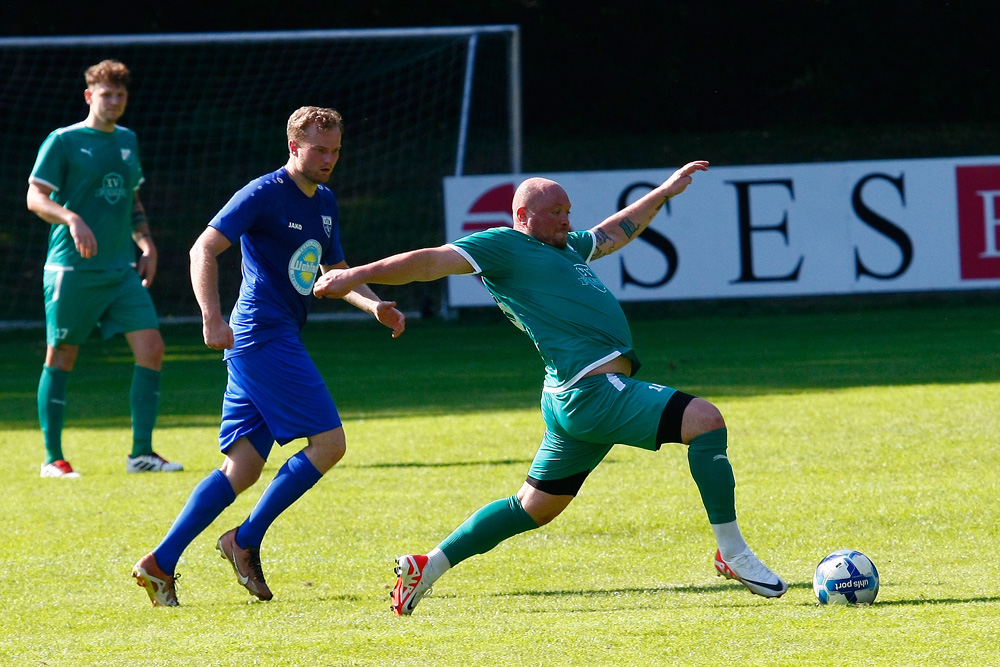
[288,239,323,295]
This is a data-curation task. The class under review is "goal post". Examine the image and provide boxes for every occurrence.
[0,26,521,325]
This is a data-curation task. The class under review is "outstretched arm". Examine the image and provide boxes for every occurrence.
[590,160,709,260]
[313,245,474,299]
[320,260,407,339]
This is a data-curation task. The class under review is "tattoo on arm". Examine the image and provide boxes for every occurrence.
[619,217,639,238]
[592,228,614,259]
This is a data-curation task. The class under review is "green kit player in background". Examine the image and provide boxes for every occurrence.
[314,160,788,614]
[26,59,182,477]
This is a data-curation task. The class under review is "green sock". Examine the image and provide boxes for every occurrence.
[130,365,161,457]
[438,495,539,567]
[38,366,69,464]
[687,428,738,524]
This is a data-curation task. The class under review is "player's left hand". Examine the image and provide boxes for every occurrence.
[376,300,406,338]
[662,160,710,198]
[137,249,158,287]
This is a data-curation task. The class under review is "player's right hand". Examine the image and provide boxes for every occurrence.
[313,269,352,299]
[68,217,97,258]
[203,317,234,350]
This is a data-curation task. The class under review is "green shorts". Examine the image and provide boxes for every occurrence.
[43,267,159,347]
[530,373,677,481]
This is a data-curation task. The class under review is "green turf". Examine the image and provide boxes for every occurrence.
[1,301,998,666]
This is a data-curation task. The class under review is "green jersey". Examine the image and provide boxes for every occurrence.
[449,227,641,390]
[29,122,145,271]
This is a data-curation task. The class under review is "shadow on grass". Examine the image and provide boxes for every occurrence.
[860,595,1000,607]
[492,582,1000,613]
[348,458,532,469]
[501,580,812,599]
[501,581,1000,609]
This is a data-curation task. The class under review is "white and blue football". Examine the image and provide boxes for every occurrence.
[813,549,880,605]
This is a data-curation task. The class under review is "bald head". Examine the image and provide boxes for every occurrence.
[512,177,572,248]
[512,178,564,221]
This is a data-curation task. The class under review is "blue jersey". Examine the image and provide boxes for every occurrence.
[209,167,344,357]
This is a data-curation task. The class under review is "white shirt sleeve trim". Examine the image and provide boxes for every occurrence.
[581,229,597,263]
[446,243,482,274]
[29,176,59,192]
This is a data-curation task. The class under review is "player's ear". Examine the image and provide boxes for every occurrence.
[84,88,93,105]
[288,139,299,156]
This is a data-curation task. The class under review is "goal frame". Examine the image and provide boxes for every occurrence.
[0,26,522,327]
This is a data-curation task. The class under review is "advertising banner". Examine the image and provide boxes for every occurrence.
[443,156,1000,306]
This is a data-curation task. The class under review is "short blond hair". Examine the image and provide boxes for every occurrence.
[287,106,344,143]
[85,60,130,89]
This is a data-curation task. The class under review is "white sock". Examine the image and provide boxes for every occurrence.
[712,521,749,560]
[422,547,451,586]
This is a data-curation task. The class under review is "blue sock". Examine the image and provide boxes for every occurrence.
[153,469,236,574]
[236,451,322,549]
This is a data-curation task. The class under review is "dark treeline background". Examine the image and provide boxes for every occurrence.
[3,0,995,170]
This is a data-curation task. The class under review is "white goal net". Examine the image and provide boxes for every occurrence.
[0,27,521,324]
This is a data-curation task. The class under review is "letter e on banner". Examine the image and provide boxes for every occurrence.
[957,165,1000,279]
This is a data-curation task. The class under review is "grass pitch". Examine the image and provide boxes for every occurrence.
[1,299,998,666]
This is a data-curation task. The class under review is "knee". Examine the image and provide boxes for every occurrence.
[306,430,346,473]
[221,461,263,495]
[681,398,726,443]
[46,344,79,371]
[135,334,165,369]
[517,482,572,527]
[146,335,166,365]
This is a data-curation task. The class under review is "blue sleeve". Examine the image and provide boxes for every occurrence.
[208,181,264,244]
[322,196,345,266]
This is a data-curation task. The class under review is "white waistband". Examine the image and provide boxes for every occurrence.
[542,351,623,393]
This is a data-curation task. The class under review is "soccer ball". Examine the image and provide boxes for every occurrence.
[813,549,880,605]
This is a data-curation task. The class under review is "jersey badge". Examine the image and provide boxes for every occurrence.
[96,173,128,205]
[574,263,608,293]
[322,215,332,237]
[288,239,323,295]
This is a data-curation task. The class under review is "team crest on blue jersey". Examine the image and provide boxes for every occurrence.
[574,264,608,292]
[322,216,332,237]
[288,239,323,295]
[121,148,132,162]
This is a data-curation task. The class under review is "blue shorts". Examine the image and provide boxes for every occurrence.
[219,335,341,460]
[529,373,677,481]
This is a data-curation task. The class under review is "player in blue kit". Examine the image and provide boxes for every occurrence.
[314,161,788,615]
[132,107,405,606]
